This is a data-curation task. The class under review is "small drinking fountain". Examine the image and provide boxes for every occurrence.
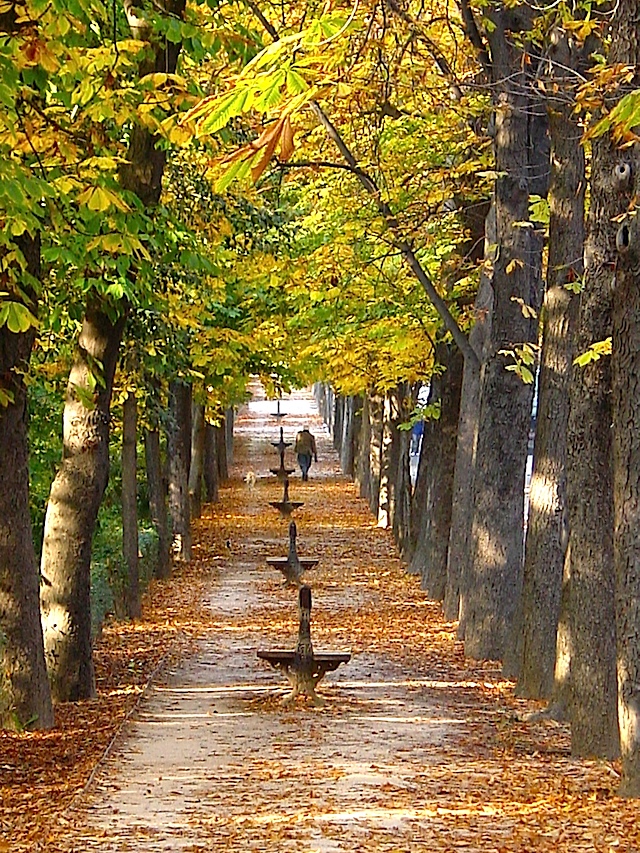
[257,585,351,705]
[266,520,319,586]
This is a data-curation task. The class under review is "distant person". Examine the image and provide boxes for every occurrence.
[295,426,318,481]
[410,420,424,456]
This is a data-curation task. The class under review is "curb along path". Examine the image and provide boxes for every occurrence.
[63,384,572,853]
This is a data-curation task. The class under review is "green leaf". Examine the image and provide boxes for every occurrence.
[198,88,250,135]
[286,68,308,94]
[0,302,38,333]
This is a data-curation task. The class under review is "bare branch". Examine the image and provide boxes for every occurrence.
[456,0,492,80]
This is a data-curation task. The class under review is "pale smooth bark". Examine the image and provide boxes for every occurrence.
[40,303,126,701]
[167,380,192,562]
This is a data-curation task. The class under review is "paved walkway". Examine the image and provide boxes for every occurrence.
[63,385,492,852]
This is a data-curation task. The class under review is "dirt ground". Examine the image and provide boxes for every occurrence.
[7,384,640,852]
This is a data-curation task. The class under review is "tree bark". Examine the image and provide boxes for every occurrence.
[610,0,640,792]
[0,233,53,729]
[339,396,359,477]
[167,380,192,562]
[189,402,205,519]
[411,344,464,600]
[224,406,234,469]
[203,422,220,503]
[464,8,544,660]
[515,97,584,696]
[216,420,228,482]
[333,395,344,453]
[40,302,126,701]
[565,138,619,759]
[391,386,413,561]
[355,395,372,503]
[377,389,402,530]
[122,392,140,618]
[367,393,384,516]
[144,427,170,579]
[444,232,494,622]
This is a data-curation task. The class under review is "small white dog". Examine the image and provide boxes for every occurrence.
[244,471,257,489]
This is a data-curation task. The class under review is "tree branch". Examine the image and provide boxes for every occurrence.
[456,0,492,80]
[247,1,480,368]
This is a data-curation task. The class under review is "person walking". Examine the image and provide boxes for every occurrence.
[294,426,318,481]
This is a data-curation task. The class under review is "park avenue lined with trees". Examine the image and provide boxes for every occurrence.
[3,0,640,845]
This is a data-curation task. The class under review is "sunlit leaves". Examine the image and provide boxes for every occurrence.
[574,337,612,367]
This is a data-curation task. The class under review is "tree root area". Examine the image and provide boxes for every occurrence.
[1,386,635,852]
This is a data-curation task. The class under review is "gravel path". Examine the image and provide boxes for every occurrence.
[65,385,470,852]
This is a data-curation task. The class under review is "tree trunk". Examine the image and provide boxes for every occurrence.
[377,390,402,530]
[203,422,220,503]
[411,345,464,600]
[610,0,640,792]
[189,402,205,519]
[144,427,170,579]
[392,387,413,561]
[40,302,126,702]
[0,233,53,729]
[167,380,192,562]
[464,10,544,660]
[407,384,435,574]
[367,393,384,516]
[614,185,640,789]
[565,137,618,759]
[339,396,358,476]
[355,395,372,503]
[444,233,494,622]
[333,395,344,452]
[122,392,140,618]
[216,420,228,482]
[224,406,234,468]
[515,96,584,696]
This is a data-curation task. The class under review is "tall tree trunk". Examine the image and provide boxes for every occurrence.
[216,420,228,482]
[444,235,494,622]
[0,233,53,729]
[355,395,372,503]
[189,402,205,519]
[514,93,584,695]
[464,9,544,660]
[39,0,187,703]
[122,392,140,618]
[610,0,640,792]
[377,389,401,529]
[203,422,220,503]
[224,406,234,469]
[367,394,384,516]
[411,345,464,600]
[40,303,126,702]
[333,395,344,453]
[144,427,170,579]
[167,380,192,562]
[565,141,618,759]
[339,396,359,477]
[392,386,413,561]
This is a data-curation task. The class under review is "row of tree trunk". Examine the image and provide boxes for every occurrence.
[315,0,640,788]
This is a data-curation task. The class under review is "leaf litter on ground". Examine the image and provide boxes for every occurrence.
[1,388,638,852]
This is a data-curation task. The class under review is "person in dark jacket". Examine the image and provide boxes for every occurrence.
[294,426,318,481]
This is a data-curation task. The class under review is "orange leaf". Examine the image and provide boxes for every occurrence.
[279,116,295,162]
